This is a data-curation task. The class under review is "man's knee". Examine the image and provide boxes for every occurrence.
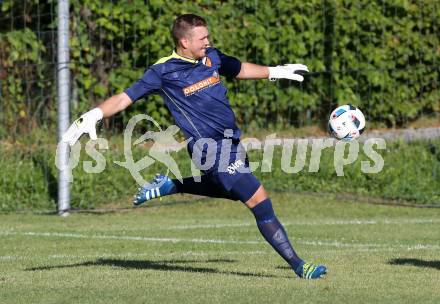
[245,185,268,209]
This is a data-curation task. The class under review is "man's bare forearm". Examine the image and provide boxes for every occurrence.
[97,92,133,118]
[236,62,269,79]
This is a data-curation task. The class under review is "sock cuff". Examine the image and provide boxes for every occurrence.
[251,198,275,222]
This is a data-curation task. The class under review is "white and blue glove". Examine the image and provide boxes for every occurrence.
[62,108,103,146]
[268,64,309,82]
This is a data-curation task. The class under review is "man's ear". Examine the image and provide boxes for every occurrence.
[180,37,189,49]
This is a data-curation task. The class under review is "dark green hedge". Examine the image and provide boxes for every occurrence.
[0,0,439,134]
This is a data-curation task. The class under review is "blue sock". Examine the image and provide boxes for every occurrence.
[251,199,304,272]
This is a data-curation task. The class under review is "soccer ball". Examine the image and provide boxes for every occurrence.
[328,104,365,140]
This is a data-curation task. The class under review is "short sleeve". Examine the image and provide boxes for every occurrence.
[124,68,162,102]
[216,49,242,78]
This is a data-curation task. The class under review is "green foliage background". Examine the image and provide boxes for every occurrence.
[1,0,439,135]
[0,1,439,210]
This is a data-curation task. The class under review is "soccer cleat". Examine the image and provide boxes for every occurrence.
[133,174,177,206]
[295,262,327,279]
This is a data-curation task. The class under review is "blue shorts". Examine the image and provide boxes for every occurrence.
[187,138,261,202]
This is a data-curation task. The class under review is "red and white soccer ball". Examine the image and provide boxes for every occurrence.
[328,104,366,140]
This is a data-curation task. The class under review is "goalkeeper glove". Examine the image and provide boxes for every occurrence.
[62,108,103,146]
[268,64,309,82]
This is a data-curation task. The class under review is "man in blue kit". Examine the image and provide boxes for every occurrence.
[63,14,327,279]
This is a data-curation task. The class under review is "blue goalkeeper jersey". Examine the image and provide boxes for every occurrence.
[124,48,242,141]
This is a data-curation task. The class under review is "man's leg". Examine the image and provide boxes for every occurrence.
[229,175,327,279]
[173,175,234,199]
[133,174,234,205]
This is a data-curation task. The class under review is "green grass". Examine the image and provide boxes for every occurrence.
[1,192,439,304]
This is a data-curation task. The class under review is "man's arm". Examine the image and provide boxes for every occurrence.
[235,62,269,79]
[61,92,133,146]
[215,48,308,81]
[236,62,309,82]
[98,92,133,118]
[62,67,161,146]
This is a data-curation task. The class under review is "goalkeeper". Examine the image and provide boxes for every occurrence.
[63,14,326,279]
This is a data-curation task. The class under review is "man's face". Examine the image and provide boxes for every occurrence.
[184,26,210,59]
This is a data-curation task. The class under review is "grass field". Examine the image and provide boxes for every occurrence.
[0,192,439,304]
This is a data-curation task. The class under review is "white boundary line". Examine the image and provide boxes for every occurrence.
[160,218,440,231]
[0,231,260,244]
[1,231,439,251]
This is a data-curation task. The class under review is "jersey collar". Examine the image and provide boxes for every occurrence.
[172,50,198,64]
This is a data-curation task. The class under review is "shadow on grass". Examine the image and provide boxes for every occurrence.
[275,265,292,270]
[389,258,440,270]
[26,258,287,278]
